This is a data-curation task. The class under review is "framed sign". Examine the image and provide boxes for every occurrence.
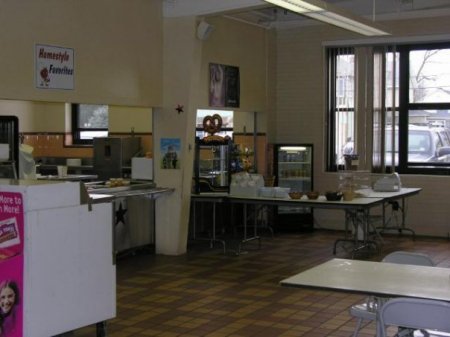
[209,63,240,108]
[35,44,74,90]
[160,138,181,169]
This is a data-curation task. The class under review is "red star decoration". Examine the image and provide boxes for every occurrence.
[175,104,184,114]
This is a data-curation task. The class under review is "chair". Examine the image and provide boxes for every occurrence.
[349,251,435,337]
[378,298,450,337]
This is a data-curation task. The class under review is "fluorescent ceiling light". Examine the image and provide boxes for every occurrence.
[263,0,390,36]
[264,0,322,13]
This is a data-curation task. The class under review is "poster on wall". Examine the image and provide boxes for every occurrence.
[160,138,180,169]
[209,63,240,108]
[35,44,74,90]
[0,192,24,337]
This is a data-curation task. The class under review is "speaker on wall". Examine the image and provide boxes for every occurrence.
[197,20,214,40]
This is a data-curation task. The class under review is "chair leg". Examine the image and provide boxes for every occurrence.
[352,318,364,337]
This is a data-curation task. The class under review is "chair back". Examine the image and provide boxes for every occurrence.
[378,298,450,337]
[382,251,435,266]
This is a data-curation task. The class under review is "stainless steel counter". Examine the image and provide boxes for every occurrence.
[37,174,98,181]
[85,180,173,254]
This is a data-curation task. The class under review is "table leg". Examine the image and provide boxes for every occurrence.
[334,210,379,257]
[377,198,415,238]
[96,321,107,337]
[190,200,226,253]
[235,204,261,255]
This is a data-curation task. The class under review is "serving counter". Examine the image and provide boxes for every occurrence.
[84,180,174,254]
[0,179,115,337]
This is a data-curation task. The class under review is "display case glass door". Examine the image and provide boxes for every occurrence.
[274,144,314,230]
[193,137,232,193]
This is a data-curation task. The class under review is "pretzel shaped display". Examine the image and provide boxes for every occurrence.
[202,114,223,135]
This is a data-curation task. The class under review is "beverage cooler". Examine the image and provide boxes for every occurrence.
[274,144,314,231]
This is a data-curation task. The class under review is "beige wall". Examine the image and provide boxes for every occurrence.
[0,100,152,133]
[0,100,65,132]
[275,15,450,237]
[0,0,162,107]
[109,106,152,133]
[199,17,270,133]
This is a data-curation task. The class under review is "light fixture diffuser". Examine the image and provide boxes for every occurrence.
[263,0,390,36]
[264,0,322,13]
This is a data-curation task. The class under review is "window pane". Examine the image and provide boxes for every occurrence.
[385,52,399,108]
[407,110,450,163]
[336,54,354,109]
[409,48,450,103]
[78,104,108,129]
[80,130,108,140]
[196,109,233,130]
[384,110,399,167]
[335,53,355,165]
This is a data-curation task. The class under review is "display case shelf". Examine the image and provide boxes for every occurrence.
[274,144,314,232]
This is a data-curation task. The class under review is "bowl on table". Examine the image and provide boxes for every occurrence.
[325,191,343,201]
[289,191,303,199]
[306,191,320,200]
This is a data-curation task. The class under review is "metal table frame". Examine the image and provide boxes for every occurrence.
[356,188,422,238]
[191,194,386,256]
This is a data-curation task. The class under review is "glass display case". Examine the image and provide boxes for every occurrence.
[193,137,232,193]
[274,144,314,231]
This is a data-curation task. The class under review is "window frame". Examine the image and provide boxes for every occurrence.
[71,103,109,145]
[397,42,450,175]
[326,42,450,175]
[326,47,356,172]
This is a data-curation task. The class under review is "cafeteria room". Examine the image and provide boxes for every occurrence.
[1,0,450,336]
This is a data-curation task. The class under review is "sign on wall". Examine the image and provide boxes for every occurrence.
[160,138,180,169]
[209,63,240,108]
[35,44,74,90]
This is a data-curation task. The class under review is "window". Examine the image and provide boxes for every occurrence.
[195,109,233,138]
[327,42,450,175]
[397,43,450,173]
[72,104,108,145]
[326,48,355,170]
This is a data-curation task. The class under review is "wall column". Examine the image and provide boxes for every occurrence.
[153,16,201,255]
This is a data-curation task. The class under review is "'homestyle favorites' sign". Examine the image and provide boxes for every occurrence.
[35,44,74,90]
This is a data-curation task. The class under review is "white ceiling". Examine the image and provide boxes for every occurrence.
[163,0,450,29]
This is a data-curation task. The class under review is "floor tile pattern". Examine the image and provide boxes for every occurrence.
[71,230,450,337]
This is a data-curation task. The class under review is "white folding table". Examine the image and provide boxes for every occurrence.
[281,258,450,301]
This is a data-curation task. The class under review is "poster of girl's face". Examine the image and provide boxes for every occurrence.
[209,63,240,108]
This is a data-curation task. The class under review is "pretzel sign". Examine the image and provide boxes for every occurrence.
[202,114,223,135]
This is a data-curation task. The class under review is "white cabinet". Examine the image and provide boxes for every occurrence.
[0,179,116,337]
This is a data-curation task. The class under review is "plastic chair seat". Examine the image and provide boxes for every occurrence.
[350,251,435,337]
[378,298,450,337]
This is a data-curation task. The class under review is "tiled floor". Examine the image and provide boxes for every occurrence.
[72,230,450,337]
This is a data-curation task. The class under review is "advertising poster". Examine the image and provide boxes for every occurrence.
[35,44,74,90]
[160,138,180,169]
[209,63,240,108]
[0,192,24,337]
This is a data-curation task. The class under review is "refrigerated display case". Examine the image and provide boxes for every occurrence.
[193,136,232,193]
[274,144,314,231]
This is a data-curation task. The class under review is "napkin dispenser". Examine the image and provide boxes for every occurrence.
[373,173,401,192]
